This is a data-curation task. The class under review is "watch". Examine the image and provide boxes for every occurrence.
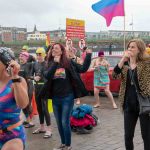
[12,78,22,83]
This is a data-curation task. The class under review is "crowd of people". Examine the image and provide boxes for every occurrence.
[0,38,150,150]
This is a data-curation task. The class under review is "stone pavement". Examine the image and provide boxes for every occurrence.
[25,96,144,150]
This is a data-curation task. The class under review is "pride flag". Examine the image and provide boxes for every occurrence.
[92,0,125,27]
[46,32,51,47]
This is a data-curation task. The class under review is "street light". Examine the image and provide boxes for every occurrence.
[129,15,134,38]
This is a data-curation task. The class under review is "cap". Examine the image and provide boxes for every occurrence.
[22,45,29,51]
[36,47,46,58]
[0,47,15,67]
[19,52,29,60]
[98,51,104,57]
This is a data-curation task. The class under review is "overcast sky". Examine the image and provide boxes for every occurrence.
[0,0,149,32]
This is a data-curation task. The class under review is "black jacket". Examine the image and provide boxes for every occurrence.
[39,53,91,99]
[32,61,47,83]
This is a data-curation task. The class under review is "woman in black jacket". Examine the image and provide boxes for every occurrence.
[42,43,91,150]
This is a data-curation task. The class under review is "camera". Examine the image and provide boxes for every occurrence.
[0,48,15,67]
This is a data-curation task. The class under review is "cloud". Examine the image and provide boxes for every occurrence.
[0,0,149,32]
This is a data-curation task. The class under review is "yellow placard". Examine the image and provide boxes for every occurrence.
[48,99,53,113]
[66,18,85,27]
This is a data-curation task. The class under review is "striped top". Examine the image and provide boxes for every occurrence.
[0,80,26,148]
[0,80,21,128]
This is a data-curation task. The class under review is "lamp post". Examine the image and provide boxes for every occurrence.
[129,15,134,38]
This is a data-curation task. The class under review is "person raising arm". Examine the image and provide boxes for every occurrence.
[0,48,29,150]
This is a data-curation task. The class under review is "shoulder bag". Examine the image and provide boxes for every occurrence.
[129,69,150,115]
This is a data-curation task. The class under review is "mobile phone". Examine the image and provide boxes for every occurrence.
[6,66,12,76]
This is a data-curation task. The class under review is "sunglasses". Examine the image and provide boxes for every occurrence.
[36,53,42,56]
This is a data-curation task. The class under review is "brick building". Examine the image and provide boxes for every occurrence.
[0,26,27,42]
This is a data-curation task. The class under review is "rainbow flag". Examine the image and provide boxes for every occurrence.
[46,32,51,47]
[92,0,125,27]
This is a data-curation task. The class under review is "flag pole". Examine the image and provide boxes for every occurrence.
[123,16,126,51]
[123,0,126,51]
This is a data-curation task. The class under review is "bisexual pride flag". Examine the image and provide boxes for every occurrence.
[92,0,124,27]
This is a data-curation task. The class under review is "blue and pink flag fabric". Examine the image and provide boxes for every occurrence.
[92,0,125,27]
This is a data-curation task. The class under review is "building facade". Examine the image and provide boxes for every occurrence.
[0,26,27,42]
[1,24,150,43]
[27,25,65,41]
[27,31,46,41]
[86,30,150,40]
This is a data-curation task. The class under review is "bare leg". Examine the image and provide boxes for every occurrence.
[40,124,46,130]
[94,87,101,107]
[76,98,81,105]
[2,138,24,150]
[104,86,117,109]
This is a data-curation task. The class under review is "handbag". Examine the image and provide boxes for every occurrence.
[129,69,150,115]
[136,93,150,115]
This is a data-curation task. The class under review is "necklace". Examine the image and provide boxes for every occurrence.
[129,68,136,85]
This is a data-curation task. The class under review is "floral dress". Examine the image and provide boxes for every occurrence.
[94,60,110,89]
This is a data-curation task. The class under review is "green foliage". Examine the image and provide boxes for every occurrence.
[1,38,150,54]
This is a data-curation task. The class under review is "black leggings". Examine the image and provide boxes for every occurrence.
[124,111,150,150]
[23,81,34,118]
[35,84,51,126]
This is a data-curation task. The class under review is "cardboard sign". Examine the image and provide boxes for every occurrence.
[66,18,85,39]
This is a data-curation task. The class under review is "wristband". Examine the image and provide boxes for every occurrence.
[12,78,22,83]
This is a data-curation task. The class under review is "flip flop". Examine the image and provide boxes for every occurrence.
[23,121,29,125]
[43,131,52,138]
[32,128,46,134]
[24,123,35,128]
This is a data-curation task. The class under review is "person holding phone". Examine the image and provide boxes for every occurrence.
[112,39,150,150]
[0,48,29,150]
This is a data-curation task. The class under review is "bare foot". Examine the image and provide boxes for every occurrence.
[113,104,118,109]
[76,99,80,105]
[93,104,101,108]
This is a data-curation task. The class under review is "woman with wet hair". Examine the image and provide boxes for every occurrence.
[0,48,29,150]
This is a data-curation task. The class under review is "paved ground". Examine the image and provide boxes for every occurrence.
[25,96,144,150]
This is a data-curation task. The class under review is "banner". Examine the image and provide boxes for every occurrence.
[66,18,85,39]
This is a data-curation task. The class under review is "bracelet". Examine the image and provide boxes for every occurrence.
[12,78,22,83]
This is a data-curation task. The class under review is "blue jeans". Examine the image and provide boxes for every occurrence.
[52,93,74,146]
